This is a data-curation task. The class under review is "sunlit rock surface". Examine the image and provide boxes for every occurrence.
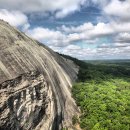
[0,20,79,130]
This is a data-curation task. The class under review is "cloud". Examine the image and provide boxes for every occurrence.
[27,22,112,47]
[44,20,130,59]
[55,3,80,18]
[104,0,130,21]
[91,0,109,7]
[60,22,94,33]
[27,27,63,41]
[60,22,114,41]
[116,33,130,43]
[27,27,69,47]
[0,0,86,18]
[64,44,81,50]
[60,45,98,59]
[60,21,130,39]
[59,43,130,60]
[1,0,130,59]
[114,42,130,47]
[26,20,130,50]
[62,22,114,37]
[98,42,130,49]
[59,22,113,42]
[0,9,29,30]
[90,0,130,22]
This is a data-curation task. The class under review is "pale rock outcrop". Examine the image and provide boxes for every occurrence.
[0,20,79,130]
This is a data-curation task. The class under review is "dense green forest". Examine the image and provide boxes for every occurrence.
[60,54,130,130]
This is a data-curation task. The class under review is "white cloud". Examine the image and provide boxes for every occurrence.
[90,0,130,22]
[114,42,130,47]
[111,22,130,32]
[55,4,79,18]
[61,22,114,38]
[1,0,130,59]
[60,22,94,33]
[104,0,130,21]
[61,45,116,60]
[116,33,130,43]
[64,44,81,50]
[60,44,130,60]
[67,33,84,42]
[118,33,130,40]
[26,20,130,50]
[27,27,69,46]
[60,21,130,39]
[59,22,114,42]
[0,0,86,18]
[27,22,113,47]
[60,22,112,42]
[0,9,29,28]
[27,27,63,41]
[88,22,114,37]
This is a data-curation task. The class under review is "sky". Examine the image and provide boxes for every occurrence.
[0,0,130,60]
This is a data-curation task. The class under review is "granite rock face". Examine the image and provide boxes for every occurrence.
[0,20,79,130]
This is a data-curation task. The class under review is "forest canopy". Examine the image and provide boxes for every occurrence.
[59,54,130,130]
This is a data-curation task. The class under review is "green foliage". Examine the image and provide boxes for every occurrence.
[69,57,130,130]
[60,53,130,129]
[72,79,130,130]
[59,53,130,81]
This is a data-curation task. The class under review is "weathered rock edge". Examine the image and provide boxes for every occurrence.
[0,20,79,130]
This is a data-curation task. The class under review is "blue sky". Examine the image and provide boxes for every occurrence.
[0,0,130,60]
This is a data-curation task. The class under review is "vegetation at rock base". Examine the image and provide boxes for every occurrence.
[72,79,130,130]
[72,115,79,125]
[60,54,130,130]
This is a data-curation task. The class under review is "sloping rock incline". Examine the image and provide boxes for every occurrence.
[0,20,79,130]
